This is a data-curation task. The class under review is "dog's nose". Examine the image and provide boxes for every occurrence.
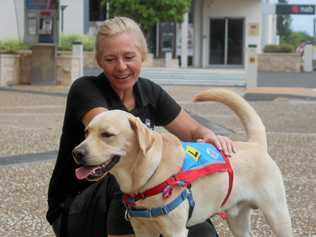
[72,147,87,165]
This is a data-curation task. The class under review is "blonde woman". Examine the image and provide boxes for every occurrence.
[47,17,234,237]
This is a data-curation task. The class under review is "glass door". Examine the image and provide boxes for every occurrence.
[227,19,244,65]
[209,19,226,65]
[209,18,244,66]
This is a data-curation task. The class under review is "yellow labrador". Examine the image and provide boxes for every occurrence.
[73,89,292,237]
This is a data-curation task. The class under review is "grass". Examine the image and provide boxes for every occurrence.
[0,40,31,54]
[58,34,95,51]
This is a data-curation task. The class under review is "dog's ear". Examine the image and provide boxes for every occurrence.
[128,115,162,188]
[128,116,153,154]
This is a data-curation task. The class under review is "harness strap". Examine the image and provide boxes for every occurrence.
[220,150,234,206]
[126,188,195,218]
[123,163,231,206]
[123,147,234,208]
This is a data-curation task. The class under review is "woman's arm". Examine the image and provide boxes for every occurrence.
[165,109,235,156]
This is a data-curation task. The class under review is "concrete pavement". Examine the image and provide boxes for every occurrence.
[0,77,316,236]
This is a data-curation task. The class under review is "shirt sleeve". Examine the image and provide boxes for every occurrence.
[67,76,108,123]
[150,82,181,126]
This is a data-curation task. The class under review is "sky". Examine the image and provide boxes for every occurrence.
[287,0,316,36]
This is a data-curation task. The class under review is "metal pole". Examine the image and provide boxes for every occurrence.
[314,17,316,40]
[60,5,67,33]
[106,2,110,19]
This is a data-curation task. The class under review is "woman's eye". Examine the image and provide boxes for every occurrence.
[100,132,114,138]
[125,55,135,61]
[104,58,115,63]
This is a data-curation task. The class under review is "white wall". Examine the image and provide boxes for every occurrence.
[0,0,86,41]
[60,0,85,35]
[262,0,277,46]
[200,0,262,67]
[0,0,24,40]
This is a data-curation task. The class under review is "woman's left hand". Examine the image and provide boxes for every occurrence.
[165,110,236,156]
[199,133,236,157]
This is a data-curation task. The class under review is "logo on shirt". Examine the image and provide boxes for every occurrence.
[145,118,154,130]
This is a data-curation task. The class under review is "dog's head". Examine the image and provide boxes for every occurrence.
[72,110,158,182]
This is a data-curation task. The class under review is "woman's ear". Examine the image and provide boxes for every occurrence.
[96,54,102,68]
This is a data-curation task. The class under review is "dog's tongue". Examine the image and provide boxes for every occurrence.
[75,167,95,180]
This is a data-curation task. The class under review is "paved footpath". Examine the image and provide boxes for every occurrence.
[0,82,315,236]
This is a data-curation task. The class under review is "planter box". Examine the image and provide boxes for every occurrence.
[258,53,302,72]
[19,50,32,84]
[56,55,81,85]
[1,50,176,86]
[0,54,20,86]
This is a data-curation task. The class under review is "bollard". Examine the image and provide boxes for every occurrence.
[165,51,172,68]
[303,44,313,72]
[72,41,84,78]
[246,45,258,88]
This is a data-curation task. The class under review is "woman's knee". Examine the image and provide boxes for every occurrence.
[187,220,218,237]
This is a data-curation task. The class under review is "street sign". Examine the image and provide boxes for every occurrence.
[276,4,315,15]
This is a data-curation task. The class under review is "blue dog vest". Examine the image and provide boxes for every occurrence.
[181,142,225,171]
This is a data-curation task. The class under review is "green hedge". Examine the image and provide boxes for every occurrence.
[0,35,96,53]
[263,44,294,53]
[0,40,31,54]
[58,34,95,51]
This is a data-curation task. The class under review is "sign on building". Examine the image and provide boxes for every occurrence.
[276,4,315,15]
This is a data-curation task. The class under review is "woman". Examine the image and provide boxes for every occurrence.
[47,16,235,237]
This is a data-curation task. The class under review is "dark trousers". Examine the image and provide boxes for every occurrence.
[52,175,218,237]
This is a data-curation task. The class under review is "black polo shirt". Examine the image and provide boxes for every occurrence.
[46,73,181,224]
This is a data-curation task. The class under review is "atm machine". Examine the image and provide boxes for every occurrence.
[24,0,59,84]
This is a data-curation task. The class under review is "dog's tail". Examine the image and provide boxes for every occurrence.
[193,89,267,150]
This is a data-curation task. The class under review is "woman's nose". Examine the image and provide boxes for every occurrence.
[115,58,127,71]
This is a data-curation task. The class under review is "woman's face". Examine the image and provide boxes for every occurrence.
[97,32,143,92]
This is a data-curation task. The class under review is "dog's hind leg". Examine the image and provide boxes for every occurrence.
[226,204,254,237]
[256,170,292,237]
[259,194,292,237]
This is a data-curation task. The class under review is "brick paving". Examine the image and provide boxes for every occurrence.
[0,84,315,236]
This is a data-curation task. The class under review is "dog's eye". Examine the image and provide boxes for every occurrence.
[100,131,114,138]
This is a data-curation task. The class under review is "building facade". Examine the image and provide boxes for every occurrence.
[1,0,277,68]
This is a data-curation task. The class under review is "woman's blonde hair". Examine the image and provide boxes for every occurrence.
[96,16,148,60]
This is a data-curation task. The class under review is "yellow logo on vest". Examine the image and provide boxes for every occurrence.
[186,146,201,161]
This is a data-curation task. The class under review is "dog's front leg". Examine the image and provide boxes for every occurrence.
[130,219,160,237]
[162,228,188,237]
[130,219,188,237]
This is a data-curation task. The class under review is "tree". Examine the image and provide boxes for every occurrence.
[281,31,314,48]
[101,0,191,34]
[277,0,292,37]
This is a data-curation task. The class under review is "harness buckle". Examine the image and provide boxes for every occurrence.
[160,206,169,215]
[167,176,177,186]
[148,208,152,218]
[124,210,130,221]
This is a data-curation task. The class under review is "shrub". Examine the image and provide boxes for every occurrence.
[58,34,95,51]
[263,44,294,53]
[0,39,30,54]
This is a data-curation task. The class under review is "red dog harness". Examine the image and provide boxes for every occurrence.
[123,142,234,210]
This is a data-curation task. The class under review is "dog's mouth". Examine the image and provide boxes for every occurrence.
[75,155,121,181]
